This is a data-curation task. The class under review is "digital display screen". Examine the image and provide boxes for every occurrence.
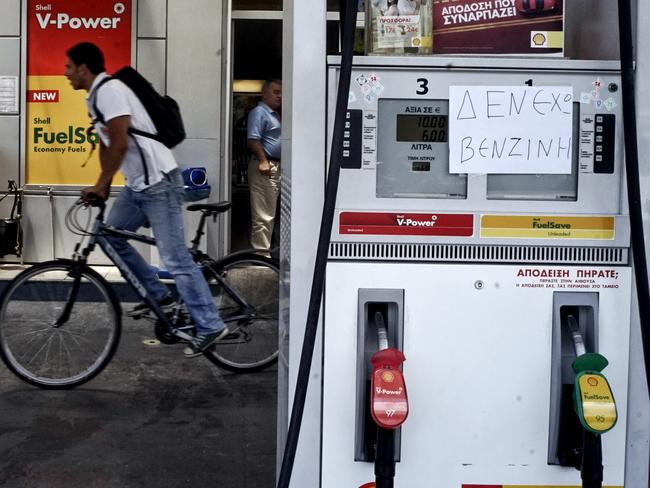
[396,114,448,142]
[412,161,430,172]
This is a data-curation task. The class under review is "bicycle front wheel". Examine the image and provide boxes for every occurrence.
[0,260,122,389]
[202,253,279,373]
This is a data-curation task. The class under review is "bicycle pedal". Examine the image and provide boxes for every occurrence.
[127,309,152,320]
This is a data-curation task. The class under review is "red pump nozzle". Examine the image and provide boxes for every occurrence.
[370,348,409,429]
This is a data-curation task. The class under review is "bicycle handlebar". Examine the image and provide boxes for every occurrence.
[79,196,106,210]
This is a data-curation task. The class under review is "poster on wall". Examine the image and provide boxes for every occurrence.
[366,0,433,55]
[26,0,132,185]
[432,0,564,55]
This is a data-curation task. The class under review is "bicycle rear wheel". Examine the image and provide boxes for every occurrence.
[0,260,122,389]
[202,253,279,373]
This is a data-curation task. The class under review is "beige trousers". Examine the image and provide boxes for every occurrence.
[248,157,280,251]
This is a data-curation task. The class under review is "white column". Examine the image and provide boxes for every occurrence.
[280,1,327,486]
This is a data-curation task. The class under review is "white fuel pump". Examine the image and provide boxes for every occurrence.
[319,52,634,487]
[279,1,650,487]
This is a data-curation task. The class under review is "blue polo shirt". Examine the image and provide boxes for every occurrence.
[247,102,281,160]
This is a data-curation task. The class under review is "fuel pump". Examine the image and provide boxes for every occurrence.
[319,55,634,487]
[566,313,617,488]
[279,0,650,486]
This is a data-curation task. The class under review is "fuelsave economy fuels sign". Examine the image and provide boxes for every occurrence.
[26,1,132,185]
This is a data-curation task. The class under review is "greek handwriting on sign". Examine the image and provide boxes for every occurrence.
[449,86,574,175]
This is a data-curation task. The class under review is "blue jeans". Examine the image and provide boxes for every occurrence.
[106,169,224,335]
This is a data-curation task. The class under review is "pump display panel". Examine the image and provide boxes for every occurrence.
[377,99,467,199]
[377,98,581,202]
[327,60,626,246]
[395,114,448,142]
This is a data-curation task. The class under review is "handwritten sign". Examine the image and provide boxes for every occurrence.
[449,86,573,174]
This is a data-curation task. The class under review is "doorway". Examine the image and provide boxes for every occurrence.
[225,3,365,254]
[229,16,282,252]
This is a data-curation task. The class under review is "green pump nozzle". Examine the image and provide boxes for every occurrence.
[567,315,617,435]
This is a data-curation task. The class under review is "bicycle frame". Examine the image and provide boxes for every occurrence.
[64,202,254,338]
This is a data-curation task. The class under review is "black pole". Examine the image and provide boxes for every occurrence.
[276,1,359,487]
[617,3,650,487]
[617,1,650,396]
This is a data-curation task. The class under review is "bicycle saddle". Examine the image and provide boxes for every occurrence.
[186,201,231,214]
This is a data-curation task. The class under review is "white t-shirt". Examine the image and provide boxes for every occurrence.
[87,72,177,191]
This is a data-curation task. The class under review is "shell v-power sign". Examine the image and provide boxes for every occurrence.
[27,1,132,185]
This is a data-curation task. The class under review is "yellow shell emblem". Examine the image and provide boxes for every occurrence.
[532,33,547,46]
[381,371,395,383]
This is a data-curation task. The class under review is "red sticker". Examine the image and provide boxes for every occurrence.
[27,90,59,103]
[339,212,474,236]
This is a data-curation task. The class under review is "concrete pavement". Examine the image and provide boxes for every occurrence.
[0,266,278,488]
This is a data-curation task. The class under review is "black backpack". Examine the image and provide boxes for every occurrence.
[92,67,186,148]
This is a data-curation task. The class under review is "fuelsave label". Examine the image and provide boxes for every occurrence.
[339,212,474,236]
[480,215,615,240]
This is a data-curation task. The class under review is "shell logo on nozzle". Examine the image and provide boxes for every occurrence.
[381,371,395,383]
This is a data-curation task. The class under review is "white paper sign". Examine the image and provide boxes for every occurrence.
[449,86,573,174]
[0,76,18,114]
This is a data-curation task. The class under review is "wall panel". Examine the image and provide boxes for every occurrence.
[138,0,167,38]
[167,0,222,139]
[0,117,20,186]
[137,38,167,92]
[0,0,21,36]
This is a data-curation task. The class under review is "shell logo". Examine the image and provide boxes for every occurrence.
[381,371,395,383]
[587,377,599,387]
[532,33,547,46]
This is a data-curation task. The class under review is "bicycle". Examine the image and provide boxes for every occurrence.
[0,199,279,389]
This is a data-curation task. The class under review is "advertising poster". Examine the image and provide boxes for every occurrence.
[367,0,433,54]
[27,0,132,185]
[432,0,564,55]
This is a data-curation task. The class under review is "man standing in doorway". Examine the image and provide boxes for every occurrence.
[247,79,282,254]
[64,42,228,357]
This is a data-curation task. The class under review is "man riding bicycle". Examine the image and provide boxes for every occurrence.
[64,42,228,357]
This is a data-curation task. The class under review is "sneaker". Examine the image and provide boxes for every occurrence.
[183,327,230,358]
[127,295,177,318]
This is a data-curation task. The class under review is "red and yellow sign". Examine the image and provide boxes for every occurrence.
[27,0,132,185]
[339,212,474,237]
[480,215,615,240]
